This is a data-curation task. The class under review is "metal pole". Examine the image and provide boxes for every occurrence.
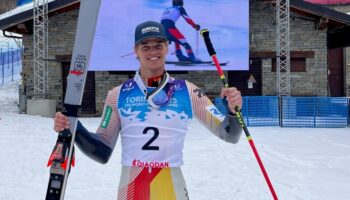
[17,48,20,63]
[7,42,10,69]
[1,48,3,85]
[276,0,291,96]
[11,48,14,82]
[33,0,49,98]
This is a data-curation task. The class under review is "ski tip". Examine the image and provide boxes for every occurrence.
[47,160,52,167]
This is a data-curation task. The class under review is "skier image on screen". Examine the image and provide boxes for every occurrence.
[161,0,201,63]
[53,21,242,199]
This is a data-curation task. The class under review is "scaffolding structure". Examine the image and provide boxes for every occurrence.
[276,0,291,96]
[33,0,48,98]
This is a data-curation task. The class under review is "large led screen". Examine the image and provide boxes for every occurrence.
[89,0,249,71]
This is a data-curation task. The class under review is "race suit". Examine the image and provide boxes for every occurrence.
[74,72,242,200]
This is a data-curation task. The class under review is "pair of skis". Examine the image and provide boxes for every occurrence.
[45,0,101,199]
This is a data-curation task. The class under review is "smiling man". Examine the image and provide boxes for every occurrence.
[53,21,243,200]
[134,21,169,80]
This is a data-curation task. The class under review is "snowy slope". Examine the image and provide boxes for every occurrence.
[0,82,350,200]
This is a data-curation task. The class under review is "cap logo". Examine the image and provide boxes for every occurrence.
[141,26,160,34]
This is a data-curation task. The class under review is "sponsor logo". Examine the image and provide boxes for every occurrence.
[193,88,205,98]
[53,143,64,161]
[236,112,245,126]
[206,105,225,121]
[101,106,112,128]
[174,82,182,91]
[132,159,169,168]
[141,26,159,34]
[210,107,221,116]
[122,82,134,92]
[70,54,87,76]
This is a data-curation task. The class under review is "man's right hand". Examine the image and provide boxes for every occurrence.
[54,112,70,133]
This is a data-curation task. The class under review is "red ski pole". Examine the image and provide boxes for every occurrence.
[200,29,278,200]
[196,30,199,57]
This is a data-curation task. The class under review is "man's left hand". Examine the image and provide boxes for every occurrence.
[220,87,242,114]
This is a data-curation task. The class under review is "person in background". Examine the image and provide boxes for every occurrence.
[54,21,242,200]
[161,0,201,63]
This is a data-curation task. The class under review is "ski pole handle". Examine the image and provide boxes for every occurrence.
[200,29,216,56]
[200,29,229,90]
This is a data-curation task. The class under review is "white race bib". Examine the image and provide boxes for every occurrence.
[120,123,187,167]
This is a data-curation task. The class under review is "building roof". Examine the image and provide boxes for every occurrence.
[0,0,79,32]
[290,0,350,27]
[0,0,56,21]
[305,0,350,5]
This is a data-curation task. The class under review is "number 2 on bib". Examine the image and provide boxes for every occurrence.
[142,127,160,151]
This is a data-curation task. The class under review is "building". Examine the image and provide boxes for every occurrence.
[0,0,349,116]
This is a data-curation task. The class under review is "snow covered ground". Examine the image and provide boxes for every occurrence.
[0,81,350,200]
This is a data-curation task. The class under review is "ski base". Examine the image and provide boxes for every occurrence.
[166,60,229,66]
[46,173,65,200]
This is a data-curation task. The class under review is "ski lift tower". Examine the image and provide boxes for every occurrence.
[33,0,48,98]
[28,0,56,117]
[276,0,290,96]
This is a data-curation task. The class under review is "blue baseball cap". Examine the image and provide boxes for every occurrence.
[134,21,168,45]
